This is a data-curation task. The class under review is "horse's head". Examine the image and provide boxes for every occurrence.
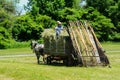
[30,40,38,49]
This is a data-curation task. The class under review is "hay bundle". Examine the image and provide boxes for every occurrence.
[42,29,72,56]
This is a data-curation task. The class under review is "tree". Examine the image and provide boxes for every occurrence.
[0,0,17,14]
[108,1,120,30]
[0,0,18,48]
[12,14,55,41]
[64,0,74,8]
[86,0,120,41]
[64,0,83,9]
[57,7,86,23]
[83,7,115,41]
[23,0,119,41]
[27,0,65,20]
[86,0,114,17]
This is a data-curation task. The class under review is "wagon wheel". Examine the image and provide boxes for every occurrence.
[46,56,52,64]
[63,58,67,65]
[64,55,74,66]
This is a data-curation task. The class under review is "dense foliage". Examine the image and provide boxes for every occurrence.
[0,0,15,49]
[12,14,55,41]
[0,0,120,49]
[26,0,115,41]
[87,0,120,41]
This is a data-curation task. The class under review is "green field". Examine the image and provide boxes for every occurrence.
[0,42,120,80]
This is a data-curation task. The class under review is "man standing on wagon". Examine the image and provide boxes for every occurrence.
[55,21,63,38]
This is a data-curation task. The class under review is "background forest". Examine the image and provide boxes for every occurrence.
[0,0,120,49]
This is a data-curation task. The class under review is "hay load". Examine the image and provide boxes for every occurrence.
[42,29,72,56]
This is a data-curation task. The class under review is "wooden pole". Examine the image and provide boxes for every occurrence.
[67,21,84,66]
[73,21,89,56]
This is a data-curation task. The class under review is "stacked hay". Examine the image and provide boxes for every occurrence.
[42,29,72,56]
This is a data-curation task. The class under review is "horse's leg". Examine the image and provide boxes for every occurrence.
[36,53,40,64]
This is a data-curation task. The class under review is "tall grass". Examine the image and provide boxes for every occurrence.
[0,40,30,49]
[6,41,30,49]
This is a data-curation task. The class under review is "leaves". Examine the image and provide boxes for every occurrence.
[12,14,55,41]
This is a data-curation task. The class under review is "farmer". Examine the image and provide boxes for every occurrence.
[55,21,63,38]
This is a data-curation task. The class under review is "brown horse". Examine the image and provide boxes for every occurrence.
[30,40,44,64]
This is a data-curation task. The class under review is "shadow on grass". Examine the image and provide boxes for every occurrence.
[41,62,66,67]
[38,61,80,67]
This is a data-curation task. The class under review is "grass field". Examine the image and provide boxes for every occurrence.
[0,42,120,80]
[0,47,32,56]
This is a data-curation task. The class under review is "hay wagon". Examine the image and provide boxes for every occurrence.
[42,21,110,67]
[42,29,77,66]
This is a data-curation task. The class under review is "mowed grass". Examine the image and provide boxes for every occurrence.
[102,42,120,51]
[0,42,120,80]
[0,47,32,56]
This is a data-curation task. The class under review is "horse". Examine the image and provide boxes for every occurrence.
[30,40,44,64]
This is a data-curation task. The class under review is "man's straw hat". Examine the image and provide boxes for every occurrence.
[57,21,61,25]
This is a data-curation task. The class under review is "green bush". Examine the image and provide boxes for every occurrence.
[82,8,115,41]
[0,40,30,49]
[111,32,120,41]
[12,14,56,41]
[12,14,43,41]
[57,8,82,22]
[34,14,56,28]
[7,41,30,49]
[0,27,12,49]
[0,37,15,49]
